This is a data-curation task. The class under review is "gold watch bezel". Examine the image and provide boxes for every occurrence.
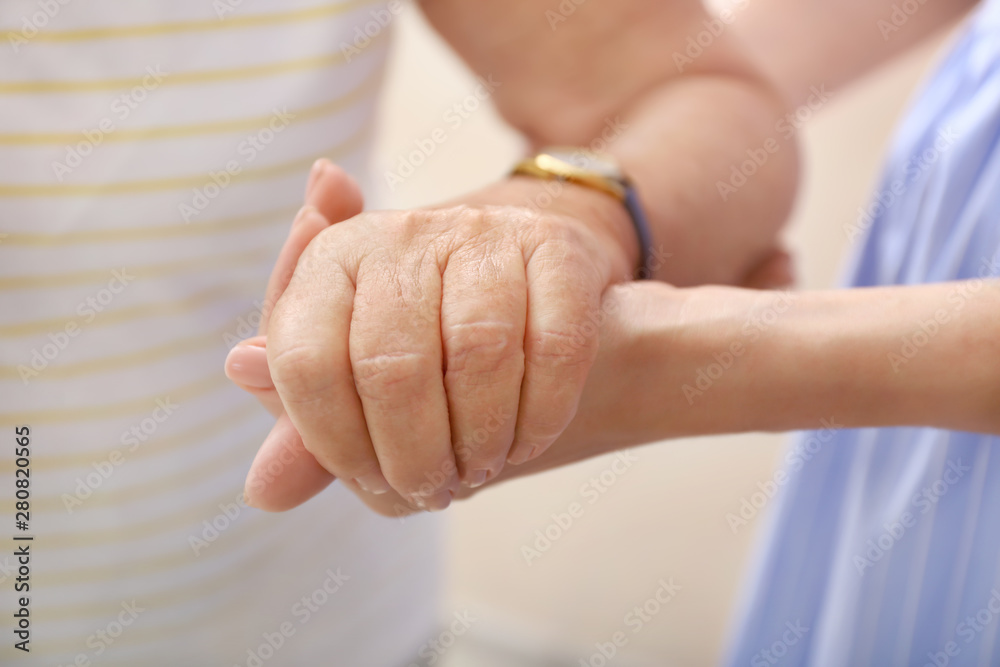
[511,150,627,202]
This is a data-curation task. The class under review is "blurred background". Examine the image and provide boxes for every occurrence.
[373,5,958,666]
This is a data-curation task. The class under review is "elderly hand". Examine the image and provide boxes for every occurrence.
[227,161,638,511]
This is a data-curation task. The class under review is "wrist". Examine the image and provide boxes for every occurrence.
[459,176,641,283]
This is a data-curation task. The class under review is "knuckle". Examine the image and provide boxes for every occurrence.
[352,350,435,402]
[522,214,577,248]
[269,344,334,402]
[444,321,523,382]
[527,327,597,369]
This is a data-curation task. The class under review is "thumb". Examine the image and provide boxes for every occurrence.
[258,159,365,336]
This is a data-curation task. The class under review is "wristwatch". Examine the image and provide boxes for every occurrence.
[511,147,655,279]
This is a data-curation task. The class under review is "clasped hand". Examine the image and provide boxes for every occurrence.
[226,160,632,514]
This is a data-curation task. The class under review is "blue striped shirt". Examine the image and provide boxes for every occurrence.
[726,1,1000,665]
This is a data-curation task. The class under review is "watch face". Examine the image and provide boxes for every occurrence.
[543,147,623,180]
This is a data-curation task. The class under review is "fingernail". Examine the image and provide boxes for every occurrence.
[421,490,454,512]
[354,471,392,496]
[292,204,319,228]
[466,469,490,489]
[306,159,326,196]
[506,443,538,466]
[242,483,259,509]
[225,345,272,389]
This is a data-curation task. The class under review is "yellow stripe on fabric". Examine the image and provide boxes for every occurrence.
[0,203,296,246]
[0,283,252,338]
[0,123,371,196]
[31,434,259,511]
[0,32,387,94]
[35,505,276,585]
[0,71,380,145]
[2,590,250,657]
[0,372,228,426]
[29,484,261,548]
[0,330,227,380]
[0,0,380,43]
[0,401,261,473]
[0,246,271,290]
[34,527,283,623]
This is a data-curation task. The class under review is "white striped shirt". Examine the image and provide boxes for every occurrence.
[0,2,441,664]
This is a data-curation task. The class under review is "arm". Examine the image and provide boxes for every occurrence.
[421,0,799,286]
[419,0,977,286]
[498,279,1000,481]
[732,0,979,108]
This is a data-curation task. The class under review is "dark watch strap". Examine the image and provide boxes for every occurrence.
[623,184,655,280]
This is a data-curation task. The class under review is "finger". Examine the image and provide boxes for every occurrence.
[350,250,459,510]
[236,341,416,512]
[259,162,364,335]
[507,242,603,465]
[259,206,334,335]
[225,336,284,417]
[741,249,795,290]
[306,159,364,222]
[440,247,525,487]
[305,158,324,198]
[244,413,335,511]
[268,254,394,498]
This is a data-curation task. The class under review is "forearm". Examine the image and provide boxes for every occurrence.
[732,0,979,108]
[661,281,1000,436]
[489,280,1000,481]
[421,0,799,286]
[606,74,797,285]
